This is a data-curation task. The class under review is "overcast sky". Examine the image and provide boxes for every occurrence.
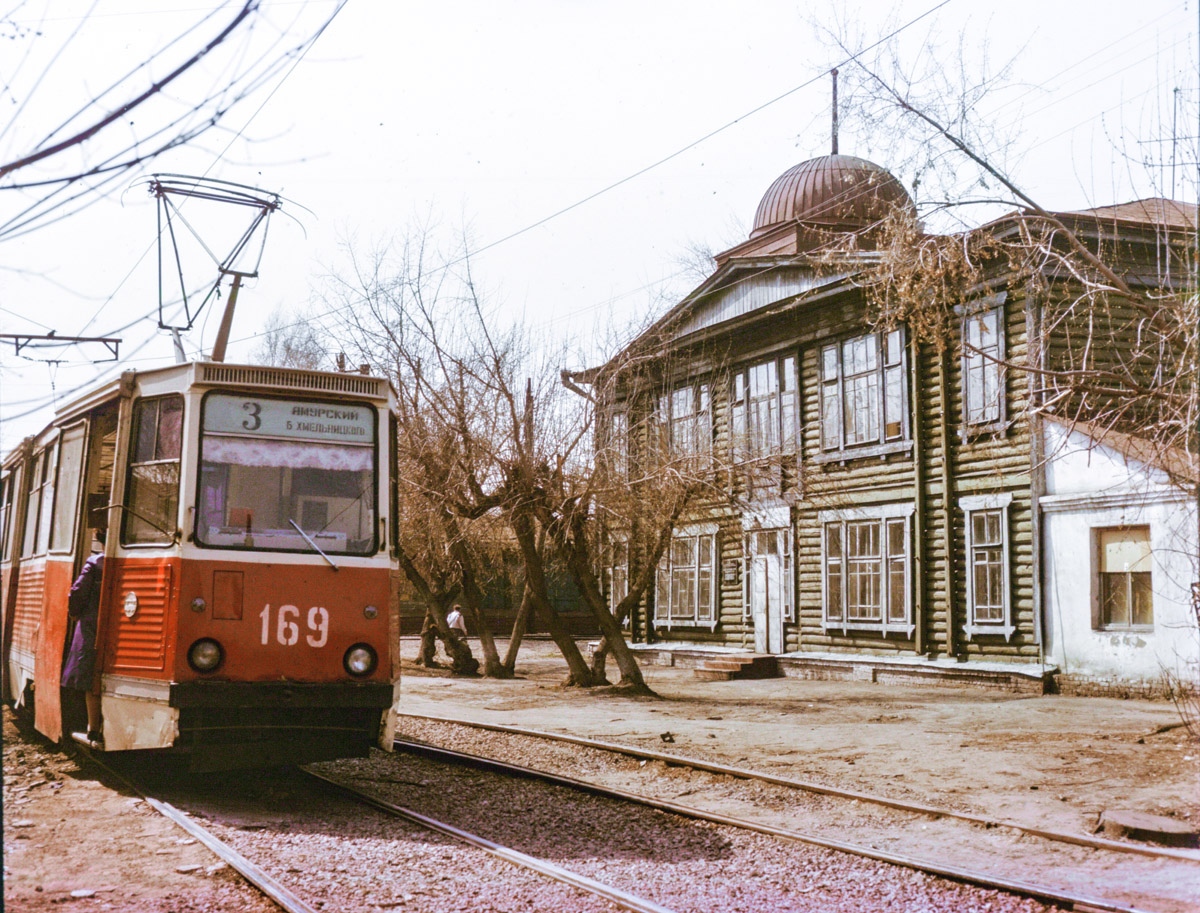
[2,0,1196,453]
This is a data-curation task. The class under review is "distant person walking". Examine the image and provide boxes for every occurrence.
[61,528,106,745]
[446,605,468,640]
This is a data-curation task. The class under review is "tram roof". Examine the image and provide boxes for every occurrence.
[4,361,395,467]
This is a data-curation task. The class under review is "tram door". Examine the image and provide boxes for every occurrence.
[747,529,791,654]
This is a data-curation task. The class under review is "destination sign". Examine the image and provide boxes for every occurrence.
[203,393,375,444]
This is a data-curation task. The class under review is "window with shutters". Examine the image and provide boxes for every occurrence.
[655,528,717,627]
[656,382,711,466]
[819,328,909,458]
[731,355,798,462]
[962,306,1006,429]
[960,493,1014,640]
[821,504,913,635]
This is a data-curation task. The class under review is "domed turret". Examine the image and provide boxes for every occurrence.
[750,154,914,238]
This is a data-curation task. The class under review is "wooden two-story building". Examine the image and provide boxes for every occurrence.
[594,153,1198,695]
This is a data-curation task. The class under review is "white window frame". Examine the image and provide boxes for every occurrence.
[819,503,914,636]
[657,381,711,465]
[960,493,1014,641]
[731,354,798,464]
[607,537,629,619]
[655,523,718,629]
[819,327,909,459]
[962,302,1006,431]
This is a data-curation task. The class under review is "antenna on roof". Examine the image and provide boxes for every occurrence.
[831,68,839,156]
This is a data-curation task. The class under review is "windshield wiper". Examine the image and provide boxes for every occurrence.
[289,519,338,571]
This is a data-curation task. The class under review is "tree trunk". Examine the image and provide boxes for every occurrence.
[590,637,609,683]
[417,611,439,666]
[446,513,506,677]
[466,605,505,677]
[513,515,595,685]
[564,540,650,692]
[502,582,533,675]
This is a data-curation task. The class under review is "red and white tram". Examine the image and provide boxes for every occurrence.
[1,362,399,770]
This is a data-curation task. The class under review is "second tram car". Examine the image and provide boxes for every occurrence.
[0,362,400,770]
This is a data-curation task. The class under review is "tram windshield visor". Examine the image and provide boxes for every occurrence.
[196,394,377,555]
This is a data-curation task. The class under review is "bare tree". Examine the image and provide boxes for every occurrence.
[311,228,714,690]
[0,0,345,241]
[252,306,330,371]
[823,22,1199,726]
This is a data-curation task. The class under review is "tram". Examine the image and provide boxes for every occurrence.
[0,361,400,770]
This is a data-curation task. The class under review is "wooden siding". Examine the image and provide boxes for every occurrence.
[615,270,1047,665]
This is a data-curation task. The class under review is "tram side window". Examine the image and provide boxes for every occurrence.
[0,469,15,560]
[22,448,56,557]
[123,396,183,545]
[50,423,86,552]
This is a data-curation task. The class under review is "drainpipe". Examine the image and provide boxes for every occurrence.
[1026,283,1046,667]
[939,346,957,659]
[910,333,927,656]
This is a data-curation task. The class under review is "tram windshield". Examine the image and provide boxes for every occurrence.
[196,393,377,555]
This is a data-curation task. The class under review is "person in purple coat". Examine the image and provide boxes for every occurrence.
[61,528,105,744]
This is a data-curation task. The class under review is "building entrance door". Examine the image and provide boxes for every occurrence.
[748,529,790,654]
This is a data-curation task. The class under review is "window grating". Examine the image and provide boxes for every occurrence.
[199,364,386,399]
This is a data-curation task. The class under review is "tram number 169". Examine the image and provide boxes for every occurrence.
[260,604,329,647]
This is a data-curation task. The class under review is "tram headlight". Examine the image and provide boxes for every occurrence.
[343,643,377,677]
[188,638,224,673]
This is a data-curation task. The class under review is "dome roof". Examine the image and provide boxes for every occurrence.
[751,154,914,238]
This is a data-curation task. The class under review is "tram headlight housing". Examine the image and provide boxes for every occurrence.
[187,638,224,673]
[343,643,377,677]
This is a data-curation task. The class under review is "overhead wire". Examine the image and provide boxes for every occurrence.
[1,0,350,431]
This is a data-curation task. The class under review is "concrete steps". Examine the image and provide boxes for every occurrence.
[694,654,781,681]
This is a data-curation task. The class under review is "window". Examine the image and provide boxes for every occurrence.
[123,396,183,545]
[607,539,629,618]
[196,393,378,555]
[656,528,716,626]
[22,447,55,557]
[606,410,628,479]
[50,423,86,552]
[821,504,912,635]
[731,355,798,463]
[1097,527,1153,629]
[0,465,18,559]
[963,307,1005,427]
[820,328,908,454]
[657,382,710,463]
[961,493,1013,640]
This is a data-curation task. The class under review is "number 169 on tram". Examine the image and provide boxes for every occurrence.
[0,362,400,771]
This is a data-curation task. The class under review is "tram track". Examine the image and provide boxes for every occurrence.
[65,713,1193,913]
[87,741,1088,913]
[398,711,1200,863]
[395,713,1200,913]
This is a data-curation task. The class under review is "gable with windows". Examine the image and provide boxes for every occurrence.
[819,328,909,458]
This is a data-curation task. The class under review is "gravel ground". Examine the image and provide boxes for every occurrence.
[144,764,626,913]
[5,636,1197,912]
[393,717,1200,913]
[2,711,280,913]
[309,748,1060,913]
